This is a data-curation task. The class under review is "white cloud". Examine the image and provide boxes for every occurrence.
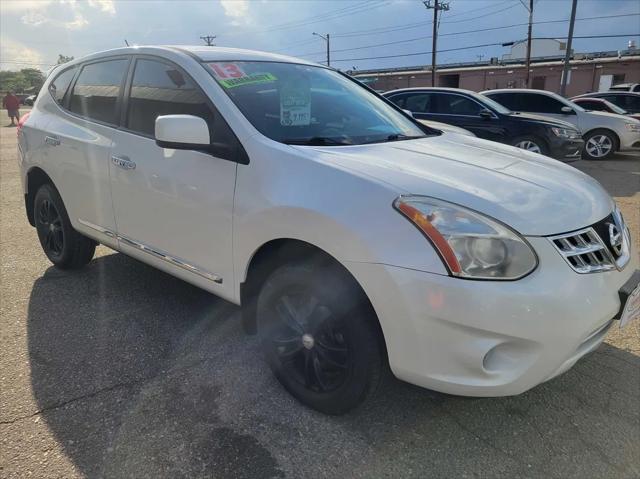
[88,0,116,15]
[0,1,53,13]
[21,11,49,27]
[0,39,44,71]
[221,0,249,19]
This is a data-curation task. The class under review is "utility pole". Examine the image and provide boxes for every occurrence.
[424,0,450,87]
[200,35,217,46]
[524,0,533,88]
[560,0,578,97]
[313,32,330,66]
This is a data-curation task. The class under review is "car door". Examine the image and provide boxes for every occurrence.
[108,56,239,299]
[428,92,505,142]
[44,57,130,248]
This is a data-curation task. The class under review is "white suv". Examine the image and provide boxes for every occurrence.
[483,89,640,160]
[18,47,640,414]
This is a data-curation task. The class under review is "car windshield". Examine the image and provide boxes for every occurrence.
[475,92,512,114]
[205,61,429,145]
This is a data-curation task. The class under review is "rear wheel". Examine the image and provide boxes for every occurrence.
[34,184,96,269]
[257,261,385,415]
[583,129,617,160]
[511,136,548,156]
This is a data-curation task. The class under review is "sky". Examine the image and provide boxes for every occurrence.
[1,0,639,72]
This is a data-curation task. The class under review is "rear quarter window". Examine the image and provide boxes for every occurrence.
[48,67,77,106]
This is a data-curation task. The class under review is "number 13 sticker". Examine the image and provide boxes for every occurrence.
[209,63,246,79]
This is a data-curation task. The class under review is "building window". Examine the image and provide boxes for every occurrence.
[612,74,625,84]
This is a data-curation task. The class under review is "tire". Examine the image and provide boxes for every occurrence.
[257,261,385,415]
[582,129,618,160]
[34,183,96,269]
[511,135,548,156]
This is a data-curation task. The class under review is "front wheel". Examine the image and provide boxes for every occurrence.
[511,136,548,156]
[34,184,96,269]
[257,262,385,415]
[582,129,617,160]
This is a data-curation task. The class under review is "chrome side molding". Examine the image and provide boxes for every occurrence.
[78,219,222,284]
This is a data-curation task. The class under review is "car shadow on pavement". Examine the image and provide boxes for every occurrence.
[27,252,640,479]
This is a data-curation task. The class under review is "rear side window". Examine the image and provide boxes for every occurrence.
[69,59,129,125]
[432,93,482,116]
[486,93,519,111]
[48,67,76,106]
[126,59,215,136]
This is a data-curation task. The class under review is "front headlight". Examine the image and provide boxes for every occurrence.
[394,196,538,280]
[551,127,581,139]
[624,122,640,132]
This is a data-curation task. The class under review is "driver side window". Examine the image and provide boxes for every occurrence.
[126,58,238,159]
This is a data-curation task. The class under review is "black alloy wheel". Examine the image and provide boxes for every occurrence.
[36,198,64,259]
[257,262,385,415]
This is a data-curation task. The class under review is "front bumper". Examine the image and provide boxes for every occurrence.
[548,137,584,159]
[618,128,640,151]
[346,237,638,397]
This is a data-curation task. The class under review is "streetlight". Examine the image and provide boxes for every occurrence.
[312,32,330,67]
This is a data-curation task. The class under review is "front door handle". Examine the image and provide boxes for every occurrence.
[111,155,136,170]
[44,135,60,146]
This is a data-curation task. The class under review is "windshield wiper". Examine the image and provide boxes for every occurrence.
[282,136,352,146]
[363,134,425,144]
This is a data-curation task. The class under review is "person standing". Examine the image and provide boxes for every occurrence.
[2,91,21,126]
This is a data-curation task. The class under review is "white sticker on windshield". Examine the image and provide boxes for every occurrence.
[280,77,311,126]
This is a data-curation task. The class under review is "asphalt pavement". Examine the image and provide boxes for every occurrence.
[1,119,639,478]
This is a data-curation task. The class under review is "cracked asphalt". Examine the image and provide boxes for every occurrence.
[1,117,639,478]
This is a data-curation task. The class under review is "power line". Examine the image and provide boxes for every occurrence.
[293,13,640,58]
[321,33,640,63]
[218,1,389,37]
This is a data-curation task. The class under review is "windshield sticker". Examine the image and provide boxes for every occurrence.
[208,63,277,89]
[280,77,311,126]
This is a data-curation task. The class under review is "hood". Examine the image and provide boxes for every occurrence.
[583,109,634,122]
[507,112,578,129]
[293,135,613,236]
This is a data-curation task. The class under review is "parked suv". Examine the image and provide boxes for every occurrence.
[483,89,640,160]
[384,87,584,160]
[19,47,639,414]
[609,83,640,93]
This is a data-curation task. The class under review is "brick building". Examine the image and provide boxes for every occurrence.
[353,51,640,97]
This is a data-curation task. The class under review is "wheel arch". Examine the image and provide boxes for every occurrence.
[25,167,56,226]
[239,238,387,359]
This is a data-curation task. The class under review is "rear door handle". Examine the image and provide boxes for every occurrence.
[111,155,136,170]
[44,135,60,146]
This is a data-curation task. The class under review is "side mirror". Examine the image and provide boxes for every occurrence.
[561,106,575,114]
[402,109,414,118]
[479,110,493,119]
[155,114,210,149]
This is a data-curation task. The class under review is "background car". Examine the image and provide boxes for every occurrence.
[384,87,583,159]
[609,83,640,93]
[570,97,640,121]
[572,91,640,115]
[483,89,640,160]
[24,94,37,106]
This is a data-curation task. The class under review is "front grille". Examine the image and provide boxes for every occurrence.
[549,210,631,274]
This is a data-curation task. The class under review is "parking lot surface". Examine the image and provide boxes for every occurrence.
[1,121,639,478]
